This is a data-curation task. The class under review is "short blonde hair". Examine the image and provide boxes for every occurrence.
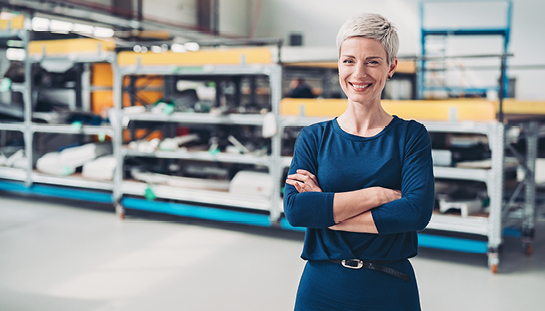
[336,13,399,64]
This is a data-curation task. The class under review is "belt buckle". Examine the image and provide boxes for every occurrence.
[341,259,363,269]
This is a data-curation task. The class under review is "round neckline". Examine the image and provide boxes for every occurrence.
[332,115,399,141]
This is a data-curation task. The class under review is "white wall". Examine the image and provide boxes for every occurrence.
[250,0,545,100]
[143,0,196,26]
[218,0,251,37]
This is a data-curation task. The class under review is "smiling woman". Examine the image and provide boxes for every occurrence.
[284,13,435,311]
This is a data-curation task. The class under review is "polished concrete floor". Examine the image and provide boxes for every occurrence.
[1,191,545,311]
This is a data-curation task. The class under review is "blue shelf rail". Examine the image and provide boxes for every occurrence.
[0,179,520,256]
[418,0,512,100]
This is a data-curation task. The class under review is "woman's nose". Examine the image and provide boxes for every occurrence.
[354,63,368,78]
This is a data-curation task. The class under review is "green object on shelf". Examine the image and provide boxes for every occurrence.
[71,121,83,130]
[0,78,11,92]
[162,104,175,115]
[98,131,106,142]
[144,186,156,201]
[208,148,220,156]
[60,166,75,176]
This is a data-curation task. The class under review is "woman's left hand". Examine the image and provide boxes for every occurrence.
[286,169,323,193]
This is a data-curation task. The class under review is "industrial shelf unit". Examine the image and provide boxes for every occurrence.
[418,0,512,99]
[0,14,118,201]
[0,14,33,187]
[113,48,284,223]
[279,98,540,272]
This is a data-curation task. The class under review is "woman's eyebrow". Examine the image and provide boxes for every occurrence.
[340,55,384,60]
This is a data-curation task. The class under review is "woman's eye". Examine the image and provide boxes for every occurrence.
[342,59,354,64]
[367,61,379,65]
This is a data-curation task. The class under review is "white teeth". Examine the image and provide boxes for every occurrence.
[351,83,371,89]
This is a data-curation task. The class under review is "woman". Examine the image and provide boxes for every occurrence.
[284,13,435,311]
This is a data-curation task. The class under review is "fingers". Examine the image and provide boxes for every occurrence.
[287,173,313,184]
[297,169,319,185]
[286,169,323,193]
[288,170,317,184]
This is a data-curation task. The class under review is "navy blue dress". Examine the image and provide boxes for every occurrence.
[283,116,435,311]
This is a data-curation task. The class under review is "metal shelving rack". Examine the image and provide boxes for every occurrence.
[0,13,32,186]
[0,14,117,201]
[418,0,512,99]
[112,48,285,224]
[278,111,539,272]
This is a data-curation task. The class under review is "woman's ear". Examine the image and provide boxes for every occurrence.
[388,58,398,79]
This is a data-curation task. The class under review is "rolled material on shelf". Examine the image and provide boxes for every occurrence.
[2,149,27,169]
[130,167,230,191]
[36,143,113,177]
[82,156,117,180]
[36,152,75,176]
[59,143,112,168]
[229,171,273,199]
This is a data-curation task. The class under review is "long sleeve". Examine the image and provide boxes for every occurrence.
[371,124,435,234]
[283,128,336,228]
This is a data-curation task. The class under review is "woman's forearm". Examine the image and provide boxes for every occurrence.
[332,187,400,223]
[329,210,378,233]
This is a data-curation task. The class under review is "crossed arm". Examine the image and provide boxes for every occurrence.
[285,169,401,233]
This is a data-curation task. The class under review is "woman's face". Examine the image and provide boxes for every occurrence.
[338,37,397,104]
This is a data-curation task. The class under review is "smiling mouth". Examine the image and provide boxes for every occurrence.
[349,82,372,90]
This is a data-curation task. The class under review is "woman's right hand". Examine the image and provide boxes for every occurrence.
[373,187,402,205]
[286,169,323,193]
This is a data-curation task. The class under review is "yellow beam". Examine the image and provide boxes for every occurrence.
[0,15,25,30]
[280,98,497,121]
[28,38,116,56]
[117,48,273,66]
[496,99,545,115]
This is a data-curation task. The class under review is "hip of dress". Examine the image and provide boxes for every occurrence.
[294,258,421,311]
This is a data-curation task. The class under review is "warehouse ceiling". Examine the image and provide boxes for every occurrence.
[0,0,274,46]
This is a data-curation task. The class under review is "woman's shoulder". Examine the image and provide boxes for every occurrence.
[392,116,428,135]
[300,119,336,136]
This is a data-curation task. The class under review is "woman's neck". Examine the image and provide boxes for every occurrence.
[337,99,393,137]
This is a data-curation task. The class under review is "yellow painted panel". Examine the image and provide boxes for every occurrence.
[285,62,338,69]
[91,91,114,115]
[382,100,496,121]
[92,63,114,87]
[0,15,25,30]
[280,98,497,121]
[28,38,115,56]
[395,61,416,74]
[117,48,272,66]
[496,99,545,115]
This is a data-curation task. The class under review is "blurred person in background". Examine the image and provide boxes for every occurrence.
[288,77,314,98]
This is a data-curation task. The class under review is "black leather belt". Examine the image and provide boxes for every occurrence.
[329,259,411,282]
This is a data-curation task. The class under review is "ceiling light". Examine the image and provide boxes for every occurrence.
[50,19,73,32]
[94,27,114,38]
[6,48,25,61]
[73,23,94,34]
[31,17,49,31]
